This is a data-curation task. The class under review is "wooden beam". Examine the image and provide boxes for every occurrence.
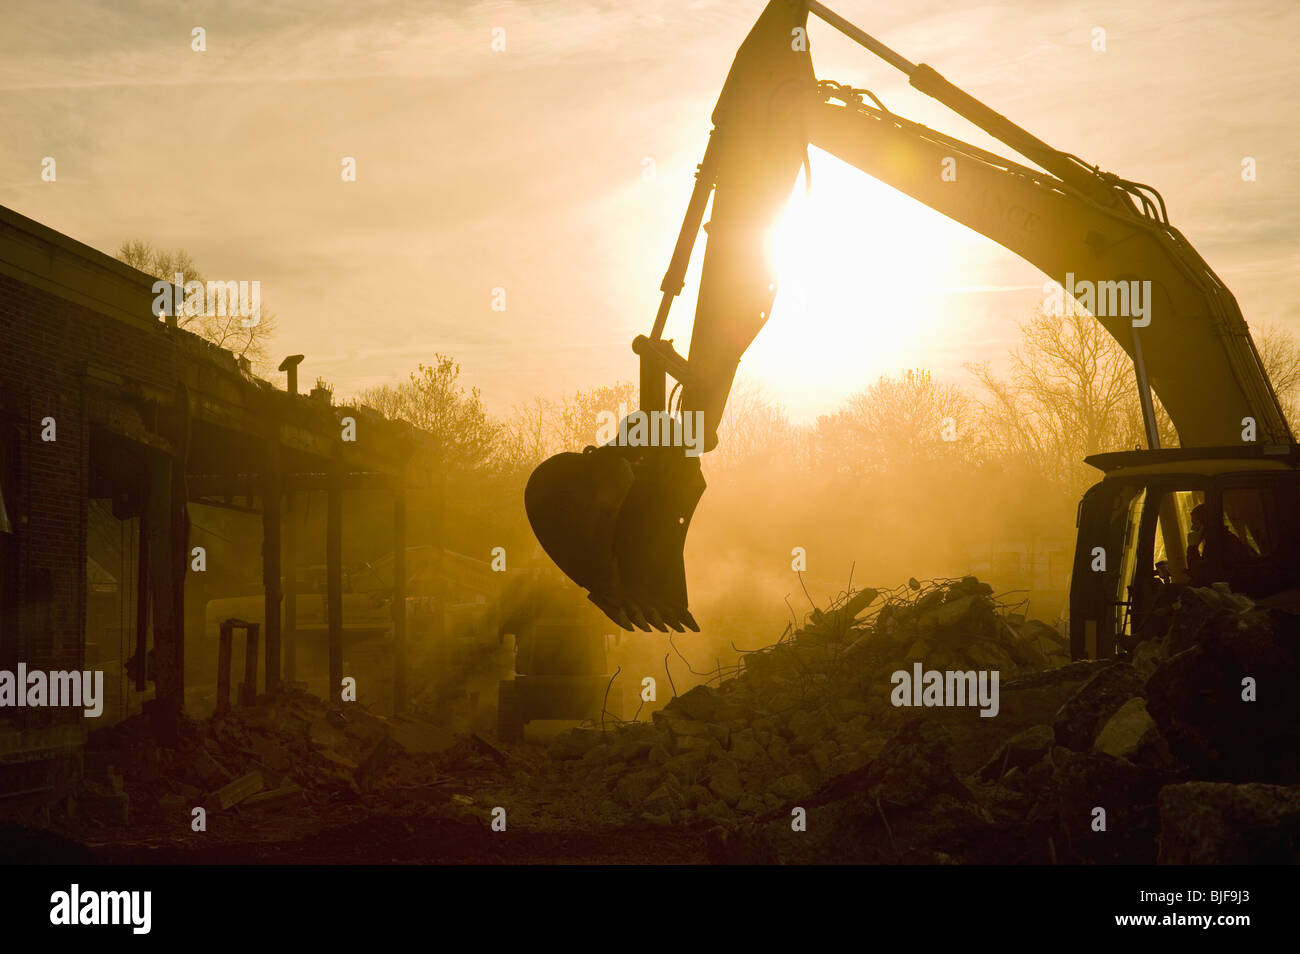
[133,507,149,693]
[240,623,260,707]
[192,471,399,497]
[189,497,262,515]
[285,471,398,492]
[186,473,259,501]
[147,453,183,724]
[169,386,192,721]
[216,620,233,716]
[392,487,407,713]
[283,490,298,685]
[326,457,343,707]
[262,436,282,694]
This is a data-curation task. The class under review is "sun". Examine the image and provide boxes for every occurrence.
[744,146,963,417]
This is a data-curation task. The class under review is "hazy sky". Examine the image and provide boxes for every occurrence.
[3,0,1297,422]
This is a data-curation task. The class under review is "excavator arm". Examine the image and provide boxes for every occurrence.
[526,0,1291,632]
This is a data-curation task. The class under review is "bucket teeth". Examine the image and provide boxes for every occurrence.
[589,592,694,634]
[623,602,653,632]
[589,593,634,632]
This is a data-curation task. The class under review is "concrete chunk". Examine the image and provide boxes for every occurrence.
[207,770,264,810]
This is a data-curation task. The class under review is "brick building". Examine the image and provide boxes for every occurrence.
[1,206,181,795]
[0,204,433,809]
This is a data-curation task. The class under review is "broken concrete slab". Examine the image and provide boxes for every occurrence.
[390,719,456,755]
[1052,662,1145,751]
[240,783,304,810]
[664,684,720,723]
[979,724,1055,781]
[706,760,744,806]
[207,771,264,811]
[1093,698,1172,767]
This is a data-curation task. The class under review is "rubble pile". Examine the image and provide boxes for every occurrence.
[544,579,1300,864]
[1145,585,1300,782]
[78,691,409,829]
[56,577,1300,864]
[739,585,1300,862]
[542,577,1070,829]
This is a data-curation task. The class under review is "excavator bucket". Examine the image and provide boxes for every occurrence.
[525,444,705,633]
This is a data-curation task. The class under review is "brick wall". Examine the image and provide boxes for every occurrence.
[0,271,176,694]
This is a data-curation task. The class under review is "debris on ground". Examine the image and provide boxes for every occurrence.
[49,575,1300,864]
[73,690,453,836]
[541,577,1074,834]
[1157,781,1300,864]
[535,576,1300,864]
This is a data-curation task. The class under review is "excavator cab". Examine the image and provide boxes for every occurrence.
[1069,446,1300,659]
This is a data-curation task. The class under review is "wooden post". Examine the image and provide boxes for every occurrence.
[216,620,233,715]
[263,436,282,694]
[327,460,343,707]
[392,484,406,713]
[430,460,448,674]
[283,489,298,684]
[148,455,182,721]
[240,622,260,706]
[153,384,191,726]
[133,509,150,693]
[172,391,190,711]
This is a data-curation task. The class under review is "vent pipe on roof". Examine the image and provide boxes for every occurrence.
[278,354,305,395]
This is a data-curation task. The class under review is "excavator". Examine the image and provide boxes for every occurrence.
[525,0,1300,659]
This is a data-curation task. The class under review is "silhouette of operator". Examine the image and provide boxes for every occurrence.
[1186,503,1258,584]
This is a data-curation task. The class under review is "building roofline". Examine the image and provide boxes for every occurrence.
[0,203,159,329]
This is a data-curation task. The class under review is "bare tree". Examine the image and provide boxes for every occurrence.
[496,381,639,474]
[705,379,801,475]
[815,369,978,475]
[556,382,638,452]
[1255,324,1300,430]
[117,239,277,367]
[355,356,500,472]
[967,308,1175,504]
[498,396,557,471]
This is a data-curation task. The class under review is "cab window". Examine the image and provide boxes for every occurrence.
[1219,482,1300,595]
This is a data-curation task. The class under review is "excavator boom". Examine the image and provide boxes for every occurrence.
[526,0,1290,632]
